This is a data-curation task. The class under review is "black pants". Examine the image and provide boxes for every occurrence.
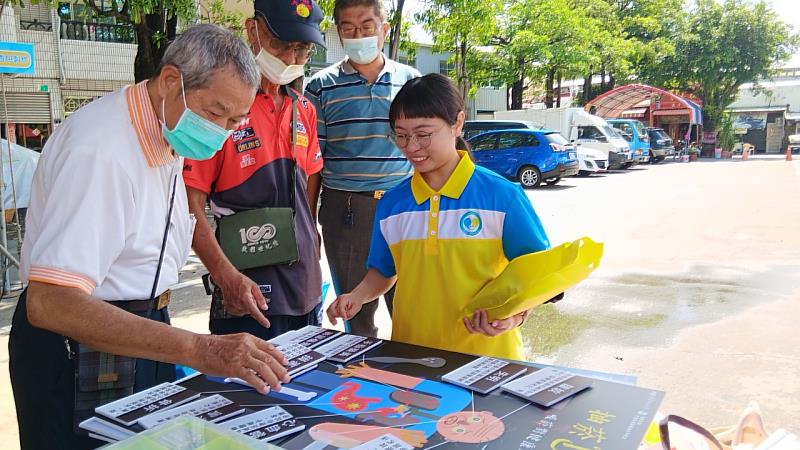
[319,187,395,337]
[9,290,175,450]
[210,303,322,341]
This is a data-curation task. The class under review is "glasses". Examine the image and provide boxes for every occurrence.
[338,22,380,38]
[265,34,317,59]
[390,126,447,149]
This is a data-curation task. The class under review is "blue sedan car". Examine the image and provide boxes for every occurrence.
[466,129,579,188]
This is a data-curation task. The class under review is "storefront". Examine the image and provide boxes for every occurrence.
[585,84,703,145]
[727,107,788,154]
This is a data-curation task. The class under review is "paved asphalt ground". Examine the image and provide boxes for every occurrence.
[0,155,798,446]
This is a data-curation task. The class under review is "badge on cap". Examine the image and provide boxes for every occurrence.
[292,0,312,18]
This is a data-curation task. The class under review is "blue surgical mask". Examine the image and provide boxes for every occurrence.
[342,36,380,65]
[160,74,232,161]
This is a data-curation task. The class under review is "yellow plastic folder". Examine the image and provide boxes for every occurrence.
[463,237,603,321]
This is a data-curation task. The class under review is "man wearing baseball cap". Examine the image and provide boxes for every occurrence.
[184,0,327,340]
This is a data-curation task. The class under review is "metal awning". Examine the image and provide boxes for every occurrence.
[785,112,800,121]
[585,84,703,125]
[621,108,647,117]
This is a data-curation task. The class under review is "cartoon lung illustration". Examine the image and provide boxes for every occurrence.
[303,362,472,440]
[330,381,381,413]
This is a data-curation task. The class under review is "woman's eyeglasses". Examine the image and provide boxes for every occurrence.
[389,125,447,149]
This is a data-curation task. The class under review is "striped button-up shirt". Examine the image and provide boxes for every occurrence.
[305,57,420,192]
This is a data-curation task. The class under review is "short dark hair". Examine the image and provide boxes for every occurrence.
[333,0,387,24]
[389,73,464,129]
[389,73,472,155]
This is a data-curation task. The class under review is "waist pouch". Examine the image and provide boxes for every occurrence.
[73,341,137,431]
[217,207,299,270]
[71,302,161,432]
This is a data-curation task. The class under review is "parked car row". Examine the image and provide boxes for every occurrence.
[462,115,676,189]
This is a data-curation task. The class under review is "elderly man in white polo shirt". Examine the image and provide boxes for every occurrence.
[9,24,290,449]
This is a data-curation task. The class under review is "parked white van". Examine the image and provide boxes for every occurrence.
[495,107,630,169]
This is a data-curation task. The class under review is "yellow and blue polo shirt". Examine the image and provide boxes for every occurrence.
[367,151,550,360]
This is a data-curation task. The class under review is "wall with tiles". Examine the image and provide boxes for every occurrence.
[17,30,60,80]
[60,40,136,82]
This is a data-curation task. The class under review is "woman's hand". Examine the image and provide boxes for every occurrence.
[326,294,364,326]
[463,309,529,337]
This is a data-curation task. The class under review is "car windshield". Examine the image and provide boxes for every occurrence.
[604,126,622,139]
[633,121,649,142]
[544,132,569,145]
[651,129,670,140]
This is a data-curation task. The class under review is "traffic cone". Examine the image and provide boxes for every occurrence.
[787,145,793,162]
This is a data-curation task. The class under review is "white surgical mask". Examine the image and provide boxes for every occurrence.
[256,48,306,85]
[254,21,306,85]
[342,36,380,65]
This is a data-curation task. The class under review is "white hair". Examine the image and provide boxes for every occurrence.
[160,24,259,91]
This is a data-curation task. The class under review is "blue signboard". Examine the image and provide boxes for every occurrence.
[0,42,35,75]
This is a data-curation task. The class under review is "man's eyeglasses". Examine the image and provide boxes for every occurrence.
[264,34,317,60]
[338,22,380,38]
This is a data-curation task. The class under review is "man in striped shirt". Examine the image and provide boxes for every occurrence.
[305,0,420,336]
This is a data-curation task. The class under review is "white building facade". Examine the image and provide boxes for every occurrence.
[1,1,136,149]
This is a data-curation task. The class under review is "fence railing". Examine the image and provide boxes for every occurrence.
[19,19,53,32]
[60,20,136,44]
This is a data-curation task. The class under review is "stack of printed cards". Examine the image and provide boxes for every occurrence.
[136,394,246,429]
[222,406,305,442]
[442,356,529,394]
[277,325,343,348]
[79,416,140,442]
[501,367,593,407]
[315,334,383,363]
[94,382,200,426]
[269,332,329,377]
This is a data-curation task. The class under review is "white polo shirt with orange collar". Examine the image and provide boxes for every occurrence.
[20,81,195,301]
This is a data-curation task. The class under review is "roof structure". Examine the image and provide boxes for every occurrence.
[585,84,703,125]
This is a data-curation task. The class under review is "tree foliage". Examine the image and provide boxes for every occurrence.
[200,0,246,37]
[417,0,501,114]
[644,0,797,128]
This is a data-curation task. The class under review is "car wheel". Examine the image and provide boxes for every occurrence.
[545,177,561,185]
[518,165,541,189]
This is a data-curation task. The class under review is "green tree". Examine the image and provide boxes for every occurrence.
[646,0,797,130]
[75,0,196,81]
[201,0,246,37]
[490,0,624,109]
[587,0,680,100]
[417,0,501,111]
[386,0,404,60]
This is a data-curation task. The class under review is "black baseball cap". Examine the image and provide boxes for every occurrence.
[254,0,326,47]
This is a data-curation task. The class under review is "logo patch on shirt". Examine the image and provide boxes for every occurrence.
[236,138,262,153]
[232,127,256,142]
[296,134,309,148]
[240,154,256,168]
[294,120,309,147]
[459,211,483,236]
